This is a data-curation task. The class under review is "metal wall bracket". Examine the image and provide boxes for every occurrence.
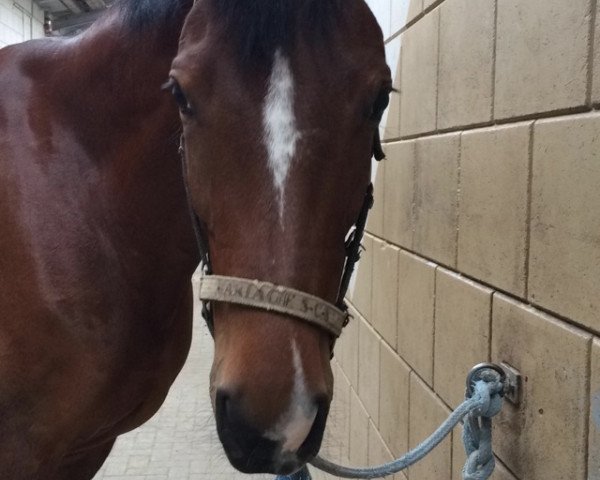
[500,362,522,405]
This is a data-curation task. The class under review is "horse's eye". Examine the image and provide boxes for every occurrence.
[369,89,391,123]
[164,78,194,116]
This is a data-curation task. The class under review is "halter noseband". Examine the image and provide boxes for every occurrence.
[179,135,381,343]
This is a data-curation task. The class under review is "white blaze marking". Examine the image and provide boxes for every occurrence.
[263,49,300,219]
[266,339,317,453]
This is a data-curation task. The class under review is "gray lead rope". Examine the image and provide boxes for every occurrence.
[277,364,506,480]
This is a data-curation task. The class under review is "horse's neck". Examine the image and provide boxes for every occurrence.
[35,11,199,276]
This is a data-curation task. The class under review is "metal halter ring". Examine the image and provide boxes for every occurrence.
[465,363,507,399]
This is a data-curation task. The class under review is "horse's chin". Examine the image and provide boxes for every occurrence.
[224,443,315,475]
[226,452,308,476]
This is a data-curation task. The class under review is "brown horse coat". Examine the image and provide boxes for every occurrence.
[0,2,197,478]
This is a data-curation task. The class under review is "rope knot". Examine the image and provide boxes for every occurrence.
[473,380,503,417]
[462,369,505,480]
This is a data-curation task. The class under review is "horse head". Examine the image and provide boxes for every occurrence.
[168,0,391,474]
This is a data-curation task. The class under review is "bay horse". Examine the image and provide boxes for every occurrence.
[0,0,390,477]
[169,0,391,475]
[0,1,198,478]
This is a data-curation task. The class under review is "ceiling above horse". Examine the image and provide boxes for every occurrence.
[35,0,113,36]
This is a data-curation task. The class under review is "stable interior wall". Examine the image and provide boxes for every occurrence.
[316,1,600,479]
[0,0,44,48]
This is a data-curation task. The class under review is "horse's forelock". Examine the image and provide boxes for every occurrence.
[117,0,193,31]
[210,0,344,64]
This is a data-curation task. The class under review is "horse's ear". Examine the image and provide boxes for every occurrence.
[373,128,385,161]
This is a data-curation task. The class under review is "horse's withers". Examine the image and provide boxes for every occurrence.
[170,0,392,474]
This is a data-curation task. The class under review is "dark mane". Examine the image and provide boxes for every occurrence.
[210,0,343,63]
[118,0,192,30]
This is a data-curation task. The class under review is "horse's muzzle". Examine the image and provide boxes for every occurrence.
[214,388,329,475]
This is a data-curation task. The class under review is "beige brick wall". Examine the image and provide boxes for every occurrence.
[318,1,600,479]
[0,0,44,48]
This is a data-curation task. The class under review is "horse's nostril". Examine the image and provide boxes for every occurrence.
[215,389,232,424]
[214,388,281,473]
[298,393,330,458]
[314,393,330,412]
